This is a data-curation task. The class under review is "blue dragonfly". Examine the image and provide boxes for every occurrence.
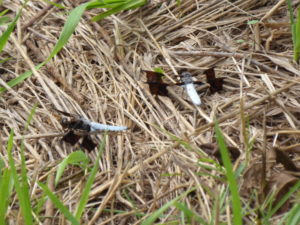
[55,109,127,151]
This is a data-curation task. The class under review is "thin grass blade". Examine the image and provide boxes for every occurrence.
[0,9,9,18]
[75,134,106,220]
[294,7,300,61]
[284,202,300,225]
[264,180,300,222]
[0,62,44,93]
[174,202,208,225]
[47,3,88,60]
[214,121,242,225]
[38,182,80,225]
[141,188,195,225]
[7,129,34,224]
[0,168,13,225]
[287,0,295,45]
[0,9,21,52]
[0,16,11,25]
[91,0,146,22]
[42,0,66,9]
[87,1,124,9]
[18,105,39,224]
[55,150,89,186]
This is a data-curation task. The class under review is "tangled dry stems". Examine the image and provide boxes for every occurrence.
[1,0,300,224]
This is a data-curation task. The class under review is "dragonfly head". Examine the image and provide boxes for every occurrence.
[60,117,71,129]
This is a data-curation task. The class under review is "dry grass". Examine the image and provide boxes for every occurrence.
[1,0,300,224]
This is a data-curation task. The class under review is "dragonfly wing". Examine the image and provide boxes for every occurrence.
[145,81,169,96]
[81,136,97,151]
[205,68,225,93]
[62,131,81,145]
[54,109,79,118]
[143,70,164,83]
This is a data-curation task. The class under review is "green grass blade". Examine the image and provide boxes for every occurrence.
[294,7,300,61]
[91,0,146,22]
[0,156,4,172]
[7,129,34,224]
[0,9,9,18]
[153,67,165,74]
[17,105,39,224]
[284,202,300,225]
[0,2,87,93]
[141,197,180,225]
[42,0,66,9]
[0,9,21,52]
[18,150,33,225]
[0,57,12,64]
[0,62,44,93]
[174,202,208,225]
[0,16,11,25]
[38,182,80,225]
[18,105,38,224]
[210,192,220,225]
[0,168,13,225]
[218,186,229,215]
[141,188,195,225]
[278,200,300,225]
[25,103,38,130]
[87,1,124,9]
[155,125,223,174]
[47,3,88,60]
[86,0,135,9]
[75,134,106,220]
[214,121,242,225]
[287,0,295,45]
[154,125,202,153]
[55,150,89,186]
[264,180,300,222]
[33,192,47,218]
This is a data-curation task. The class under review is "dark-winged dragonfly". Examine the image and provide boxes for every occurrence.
[143,68,225,105]
[55,109,128,151]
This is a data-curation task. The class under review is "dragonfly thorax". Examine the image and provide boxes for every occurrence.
[180,71,194,84]
[61,117,91,131]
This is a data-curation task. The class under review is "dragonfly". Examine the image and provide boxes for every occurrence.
[143,70,204,106]
[55,109,128,151]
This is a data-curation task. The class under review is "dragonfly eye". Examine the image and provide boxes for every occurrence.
[60,118,69,128]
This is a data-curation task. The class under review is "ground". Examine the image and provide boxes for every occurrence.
[1,0,300,224]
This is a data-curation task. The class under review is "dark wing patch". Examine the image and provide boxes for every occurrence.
[144,70,164,83]
[80,136,97,152]
[149,83,169,96]
[62,131,81,145]
[204,68,225,93]
[62,131,97,151]
[143,70,169,96]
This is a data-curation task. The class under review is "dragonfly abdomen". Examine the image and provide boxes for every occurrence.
[89,122,128,131]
